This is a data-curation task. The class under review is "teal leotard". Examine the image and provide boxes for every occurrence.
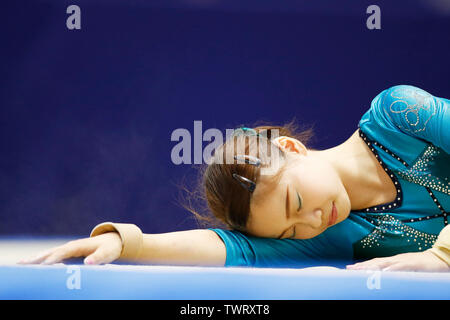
[209,85,450,267]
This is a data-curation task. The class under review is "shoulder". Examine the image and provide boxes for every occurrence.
[371,85,437,134]
[375,85,434,114]
[364,84,450,154]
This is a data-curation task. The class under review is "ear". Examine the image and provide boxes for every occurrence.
[272,136,307,156]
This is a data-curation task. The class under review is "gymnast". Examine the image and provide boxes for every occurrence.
[20,85,450,272]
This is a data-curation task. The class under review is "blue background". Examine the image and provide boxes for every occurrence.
[1,0,449,236]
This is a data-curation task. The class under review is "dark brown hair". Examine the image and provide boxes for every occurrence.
[181,119,316,232]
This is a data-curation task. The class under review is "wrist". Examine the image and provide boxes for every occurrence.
[90,222,144,261]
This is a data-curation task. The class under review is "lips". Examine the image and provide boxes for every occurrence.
[328,202,338,226]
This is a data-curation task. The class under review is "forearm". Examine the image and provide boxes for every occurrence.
[136,229,226,266]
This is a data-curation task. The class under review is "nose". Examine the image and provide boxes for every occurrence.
[292,208,323,228]
[289,207,324,230]
[307,209,323,228]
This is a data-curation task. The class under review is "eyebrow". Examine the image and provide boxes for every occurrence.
[285,185,290,220]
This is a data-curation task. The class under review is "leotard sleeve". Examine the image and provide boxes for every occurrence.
[370,85,450,153]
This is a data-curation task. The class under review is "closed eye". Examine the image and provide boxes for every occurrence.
[289,192,302,238]
[279,188,302,239]
[296,191,302,211]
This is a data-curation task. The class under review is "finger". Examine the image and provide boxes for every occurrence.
[382,263,410,272]
[347,258,394,271]
[346,259,380,269]
[18,247,59,264]
[347,257,383,267]
[42,248,76,265]
[42,240,97,265]
[84,246,118,265]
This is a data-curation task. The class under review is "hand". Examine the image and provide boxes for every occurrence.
[346,250,450,272]
[18,232,123,265]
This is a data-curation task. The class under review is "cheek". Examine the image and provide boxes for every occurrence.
[247,198,283,238]
[294,226,324,240]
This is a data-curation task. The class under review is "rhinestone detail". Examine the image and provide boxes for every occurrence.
[358,129,404,213]
[395,144,450,196]
[358,127,449,226]
[359,214,438,250]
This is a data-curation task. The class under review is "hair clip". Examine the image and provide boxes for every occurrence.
[230,128,261,193]
[232,127,260,137]
[234,155,261,167]
[232,155,261,193]
[232,173,256,193]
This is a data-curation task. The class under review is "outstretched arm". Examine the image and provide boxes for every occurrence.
[20,220,354,267]
[19,223,226,266]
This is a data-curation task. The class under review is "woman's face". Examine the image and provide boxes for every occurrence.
[246,141,351,240]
